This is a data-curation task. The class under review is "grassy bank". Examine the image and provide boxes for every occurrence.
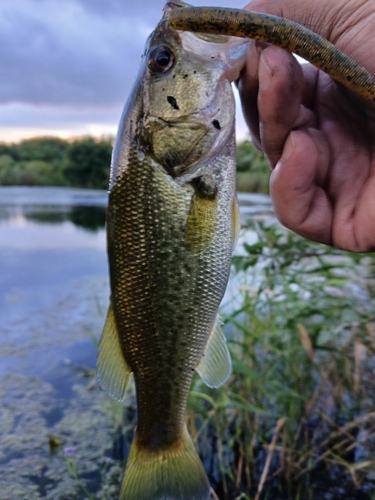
[187,218,375,499]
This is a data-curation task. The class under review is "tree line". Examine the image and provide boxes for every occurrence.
[0,136,113,190]
[0,136,270,193]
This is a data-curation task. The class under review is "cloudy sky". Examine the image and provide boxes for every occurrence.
[0,0,250,143]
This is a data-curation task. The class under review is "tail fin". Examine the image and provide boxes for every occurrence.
[119,426,210,500]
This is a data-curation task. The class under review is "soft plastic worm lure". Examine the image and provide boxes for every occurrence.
[169,7,375,101]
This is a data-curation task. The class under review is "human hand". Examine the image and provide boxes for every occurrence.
[238,0,375,251]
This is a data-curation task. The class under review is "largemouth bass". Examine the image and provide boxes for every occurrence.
[97,1,247,499]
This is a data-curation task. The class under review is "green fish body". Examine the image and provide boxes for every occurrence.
[97,2,247,499]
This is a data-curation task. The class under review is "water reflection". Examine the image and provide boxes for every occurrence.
[0,187,109,379]
[14,205,107,231]
[0,186,107,231]
[68,205,106,231]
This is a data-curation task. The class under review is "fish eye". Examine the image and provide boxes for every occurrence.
[148,46,175,73]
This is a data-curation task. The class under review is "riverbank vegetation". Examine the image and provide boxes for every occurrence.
[0,136,270,193]
[0,136,113,190]
[185,218,375,499]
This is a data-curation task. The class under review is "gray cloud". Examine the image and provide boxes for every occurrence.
[0,0,246,107]
[0,0,164,107]
[0,0,248,139]
[0,103,121,128]
[76,0,163,21]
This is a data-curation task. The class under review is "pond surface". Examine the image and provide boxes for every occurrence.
[0,186,273,500]
[0,187,108,383]
[0,187,115,500]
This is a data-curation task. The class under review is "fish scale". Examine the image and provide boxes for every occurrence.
[108,150,233,441]
[97,1,245,498]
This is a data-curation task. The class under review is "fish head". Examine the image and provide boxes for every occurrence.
[137,1,249,178]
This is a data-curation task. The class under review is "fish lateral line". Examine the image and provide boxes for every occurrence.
[169,6,375,102]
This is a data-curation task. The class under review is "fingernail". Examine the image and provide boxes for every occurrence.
[282,132,296,161]
[259,52,272,91]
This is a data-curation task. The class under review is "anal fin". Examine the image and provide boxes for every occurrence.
[97,303,132,401]
[196,316,232,388]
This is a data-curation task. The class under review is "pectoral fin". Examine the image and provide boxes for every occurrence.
[97,303,132,401]
[232,196,241,251]
[196,316,232,388]
[185,175,218,253]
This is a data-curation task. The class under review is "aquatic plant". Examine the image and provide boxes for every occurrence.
[188,217,375,499]
[64,447,96,500]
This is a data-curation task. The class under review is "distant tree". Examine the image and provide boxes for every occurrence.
[22,160,67,186]
[14,137,69,165]
[0,136,114,188]
[64,137,112,190]
[0,144,13,157]
[0,154,16,184]
[0,154,64,186]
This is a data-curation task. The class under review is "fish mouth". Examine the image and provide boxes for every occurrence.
[155,1,249,73]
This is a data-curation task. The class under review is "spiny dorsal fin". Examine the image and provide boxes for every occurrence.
[196,316,232,388]
[97,303,132,401]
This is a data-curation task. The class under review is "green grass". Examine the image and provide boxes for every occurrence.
[236,140,270,194]
[188,218,375,499]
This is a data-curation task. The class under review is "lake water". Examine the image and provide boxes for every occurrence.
[0,187,108,381]
[0,186,273,500]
